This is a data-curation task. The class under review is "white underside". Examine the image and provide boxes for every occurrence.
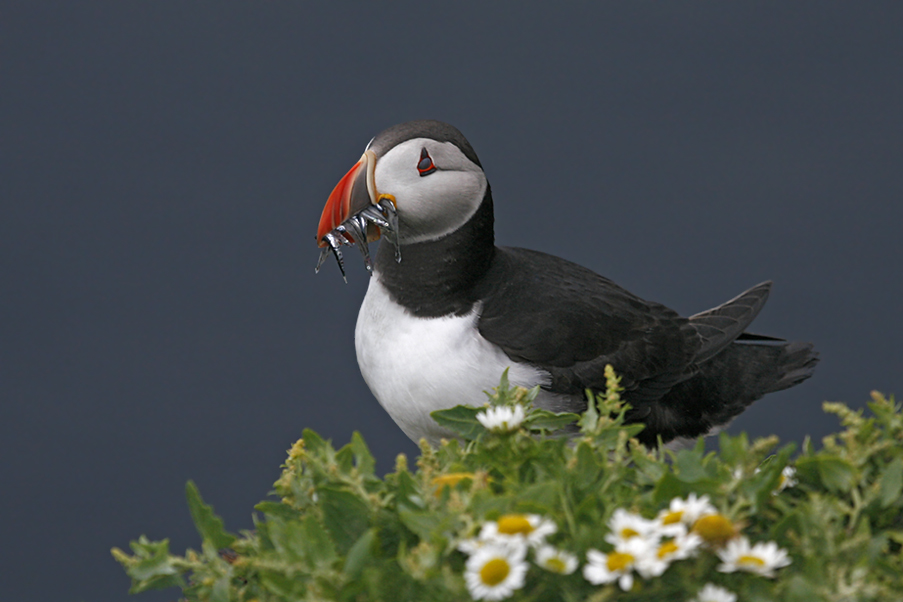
[355,276,569,444]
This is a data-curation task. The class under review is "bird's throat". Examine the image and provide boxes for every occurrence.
[373,188,496,317]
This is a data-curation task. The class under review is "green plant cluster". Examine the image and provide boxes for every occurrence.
[113,371,903,601]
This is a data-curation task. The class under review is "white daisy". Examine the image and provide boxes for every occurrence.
[716,536,791,578]
[604,508,658,546]
[637,529,703,578]
[479,513,557,548]
[583,537,652,591]
[458,537,488,555]
[632,551,668,580]
[657,493,717,529]
[690,583,737,602]
[755,464,799,494]
[476,404,526,433]
[776,466,798,492]
[464,541,529,601]
[534,545,578,575]
[460,534,529,556]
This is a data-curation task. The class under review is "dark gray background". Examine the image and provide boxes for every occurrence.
[2,3,901,600]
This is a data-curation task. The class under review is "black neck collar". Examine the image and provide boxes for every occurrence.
[374,187,495,317]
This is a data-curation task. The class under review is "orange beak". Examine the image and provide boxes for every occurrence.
[316,149,400,281]
[317,150,378,247]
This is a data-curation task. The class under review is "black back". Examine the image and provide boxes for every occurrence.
[476,246,702,397]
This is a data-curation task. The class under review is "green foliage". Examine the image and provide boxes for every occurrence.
[113,376,903,601]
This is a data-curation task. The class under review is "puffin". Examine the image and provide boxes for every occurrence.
[315,120,818,447]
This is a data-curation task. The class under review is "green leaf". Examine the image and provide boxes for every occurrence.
[258,569,309,598]
[497,368,511,400]
[343,528,377,579]
[470,491,513,520]
[350,431,376,476]
[879,457,903,508]
[525,409,580,432]
[319,486,371,554]
[783,574,826,602]
[302,427,329,456]
[129,536,177,580]
[254,500,301,521]
[336,445,355,473]
[267,514,336,568]
[621,423,646,439]
[185,481,236,550]
[673,446,708,483]
[301,514,337,565]
[717,431,749,466]
[770,509,801,541]
[431,405,484,440]
[129,572,184,595]
[797,456,857,493]
[572,441,599,489]
[578,390,599,433]
[517,481,560,511]
[398,509,443,541]
[210,575,231,602]
[652,471,686,506]
[265,516,305,562]
[123,537,185,593]
[652,471,720,505]
[631,448,665,483]
[394,469,425,511]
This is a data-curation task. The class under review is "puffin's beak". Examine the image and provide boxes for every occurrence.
[315,150,400,281]
[317,150,377,247]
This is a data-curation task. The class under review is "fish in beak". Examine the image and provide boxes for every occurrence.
[315,150,400,281]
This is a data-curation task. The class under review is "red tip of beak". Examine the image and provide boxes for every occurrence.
[317,160,362,247]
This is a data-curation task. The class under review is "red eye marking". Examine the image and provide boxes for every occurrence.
[417,148,437,176]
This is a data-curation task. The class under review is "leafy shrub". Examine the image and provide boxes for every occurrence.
[113,369,903,601]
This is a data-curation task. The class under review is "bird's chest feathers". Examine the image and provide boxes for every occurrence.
[354,278,547,443]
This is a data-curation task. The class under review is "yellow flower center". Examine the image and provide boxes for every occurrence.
[657,540,679,559]
[692,514,736,546]
[661,510,683,525]
[431,472,475,496]
[619,527,640,539]
[497,515,534,536]
[480,558,510,586]
[738,554,766,567]
[606,551,634,572]
[545,557,567,573]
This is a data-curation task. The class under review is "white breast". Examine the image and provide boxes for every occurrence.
[355,276,553,444]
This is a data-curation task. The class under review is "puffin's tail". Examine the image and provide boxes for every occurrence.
[698,339,819,401]
[634,339,819,446]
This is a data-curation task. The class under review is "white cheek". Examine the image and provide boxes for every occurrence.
[389,171,487,243]
[373,139,487,243]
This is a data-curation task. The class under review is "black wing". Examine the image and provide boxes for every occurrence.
[688,281,772,363]
[475,247,702,400]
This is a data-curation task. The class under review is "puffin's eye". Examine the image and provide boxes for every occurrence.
[417,148,437,177]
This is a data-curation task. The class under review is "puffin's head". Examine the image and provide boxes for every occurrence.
[316,120,486,279]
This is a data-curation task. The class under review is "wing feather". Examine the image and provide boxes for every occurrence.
[689,281,772,364]
[476,247,700,399]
